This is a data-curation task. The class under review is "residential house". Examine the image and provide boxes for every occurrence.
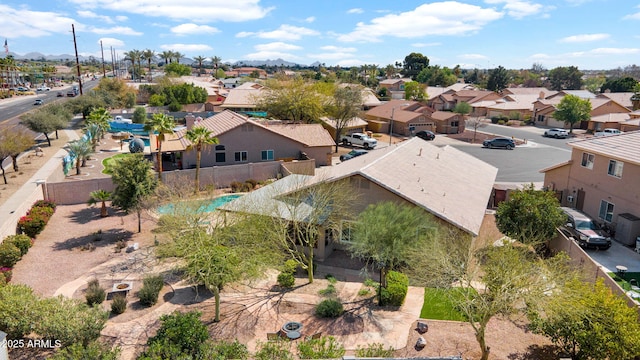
[150,110,335,170]
[225,67,268,79]
[541,131,640,246]
[533,95,630,129]
[431,89,499,111]
[588,113,630,132]
[319,116,369,142]
[220,138,498,260]
[220,82,266,115]
[597,92,636,110]
[378,78,411,100]
[364,100,437,136]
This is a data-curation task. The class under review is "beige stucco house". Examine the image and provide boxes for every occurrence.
[541,131,640,247]
[364,100,437,136]
[151,110,335,169]
[220,138,498,260]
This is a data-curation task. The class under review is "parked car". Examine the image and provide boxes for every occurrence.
[340,132,377,149]
[560,207,612,250]
[482,138,515,150]
[415,130,435,141]
[36,86,51,92]
[339,149,368,161]
[594,128,622,137]
[33,99,44,105]
[544,128,569,138]
[66,90,77,97]
[57,91,64,97]
[16,86,28,92]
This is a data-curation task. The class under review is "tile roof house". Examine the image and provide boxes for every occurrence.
[220,82,266,113]
[319,116,369,143]
[150,110,335,169]
[596,92,636,110]
[532,95,630,129]
[541,130,640,247]
[220,138,498,260]
[364,100,438,136]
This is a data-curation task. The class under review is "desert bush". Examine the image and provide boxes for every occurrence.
[0,243,22,267]
[245,178,258,189]
[208,339,249,359]
[141,311,209,359]
[85,279,106,306]
[111,294,127,314]
[3,234,32,256]
[283,259,298,274]
[254,339,294,360]
[497,119,506,125]
[315,298,344,318]
[17,214,47,238]
[0,284,40,339]
[29,205,55,221]
[277,272,295,288]
[139,274,164,306]
[356,342,395,357]
[296,335,345,359]
[32,199,57,211]
[48,340,120,360]
[379,270,409,306]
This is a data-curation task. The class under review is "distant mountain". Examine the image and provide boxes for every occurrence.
[232,58,303,67]
[7,52,87,61]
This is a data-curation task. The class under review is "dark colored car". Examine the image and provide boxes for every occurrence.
[33,99,44,105]
[415,130,435,141]
[340,149,368,161]
[57,91,64,97]
[560,207,611,250]
[482,138,515,150]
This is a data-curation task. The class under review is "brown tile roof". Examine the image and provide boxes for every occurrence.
[264,123,335,147]
[430,111,458,120]
[365,100,428,123]
[597,92,635,108]
[568,130,640,166]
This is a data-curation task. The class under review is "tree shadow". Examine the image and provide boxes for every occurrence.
[51,228,134,251]
[68,206,126,224]
[507,344,561,360]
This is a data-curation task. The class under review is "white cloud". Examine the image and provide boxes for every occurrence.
[171,23,220,35]
[67,0,274,23]
[0,4,76,38]
[459,54,489,60]
[98,37,125,48]
[90,26,143,35]
[236,25,319,41]
[305,17,315,23]
[338,2,503,42]
[347,8,364,14]
[115,15,128,22]
[77,10,114,24]
[559,33,609,43]
[254,42,302,51]
[484,0,545,19]
[623,9,640,20]
[336,59,368,67]
[160,43,214,53]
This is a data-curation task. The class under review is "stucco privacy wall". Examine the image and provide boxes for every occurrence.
[0,186,42,240]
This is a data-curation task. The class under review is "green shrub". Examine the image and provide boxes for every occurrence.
[379,270,409,306]
[4,234,33,256]
[277,272,295,288]
[48,341,120,360]
[208,339,249,359]
[32,199,57,211]
[497,119,505,125]
[17,214,47,238]
[296,335,345,359]
[254,340,294,360]
[142,311,209,359]
[132,106,147,124]
[0,267,12,283]
[0,273,6,286]
[0,243,22,267]
[168,101,182,112]
[355,342,395,357]
[0,284,41,339]
[29,206,54,223]
[315,298,344,318]
[245,179,258,189]
[111,294,127,314]
[283,259,298,274]
[139,274,164,306]
[318,284,336,297]
[85,279,106,306]
[230,181,244,193]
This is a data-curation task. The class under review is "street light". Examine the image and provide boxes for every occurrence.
[389,103,409,146]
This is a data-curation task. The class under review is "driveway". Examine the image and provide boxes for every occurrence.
[586,240,640,273]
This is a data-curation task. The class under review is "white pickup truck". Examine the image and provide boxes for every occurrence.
[594,128,622,137]
[340,132,377,149]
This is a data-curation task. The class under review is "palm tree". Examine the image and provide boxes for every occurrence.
[160,51,173,65]
[87,107,111,139]
[144,113,175,181]
[210,56,221,78]
[65,140,93,175]
[84,123,101,151]
[193,55,206,76]
[185,126,218,193]
[173,51,183,64]
[124,49,142,81]
[88,189,112,217]
[142,49,155,82]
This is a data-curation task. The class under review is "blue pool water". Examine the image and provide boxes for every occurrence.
[156,194,242,215]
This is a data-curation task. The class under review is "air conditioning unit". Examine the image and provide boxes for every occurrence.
[567,195,574,203]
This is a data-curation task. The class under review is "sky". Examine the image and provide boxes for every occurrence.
[1,0,640,70]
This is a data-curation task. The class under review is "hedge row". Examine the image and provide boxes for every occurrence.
[17,200,57,238]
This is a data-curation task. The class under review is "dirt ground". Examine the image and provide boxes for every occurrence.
[5,127,560,359]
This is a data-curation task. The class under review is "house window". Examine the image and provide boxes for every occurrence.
[261,150,274,161]
[340,221,355,243]
[234,151,248,162]
[451,121,459,127]
[598,200,614,223]
[215,145,225,163]
[581,153,594,169]
[607,160,623,178]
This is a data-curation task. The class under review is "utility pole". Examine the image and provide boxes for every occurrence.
[71,24,83,95]
[110,47,115,78]
[100,40,106,77]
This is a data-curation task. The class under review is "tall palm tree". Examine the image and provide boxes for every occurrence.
[124,49,142,81]
[142,49,155,82]
[65,139,93,175]
[87,107,111,139]
[185,126,218,193]
[173,51,183,64]
[84,123,101,151]
[144,113,175,181]
[193,55,206,76]
[160,51,173,65]
[88,189,112,217]
[210,56,221,78]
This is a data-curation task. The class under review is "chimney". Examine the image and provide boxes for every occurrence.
[185,113,196,130]
[538,91,545,100]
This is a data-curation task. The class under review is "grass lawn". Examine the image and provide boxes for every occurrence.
[102,153,132,174]
[420,287,469,321]
[608,272,640,291]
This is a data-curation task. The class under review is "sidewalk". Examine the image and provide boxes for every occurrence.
[0,126,79,239]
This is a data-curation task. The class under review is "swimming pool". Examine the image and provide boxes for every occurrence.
[156,194,242,215]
